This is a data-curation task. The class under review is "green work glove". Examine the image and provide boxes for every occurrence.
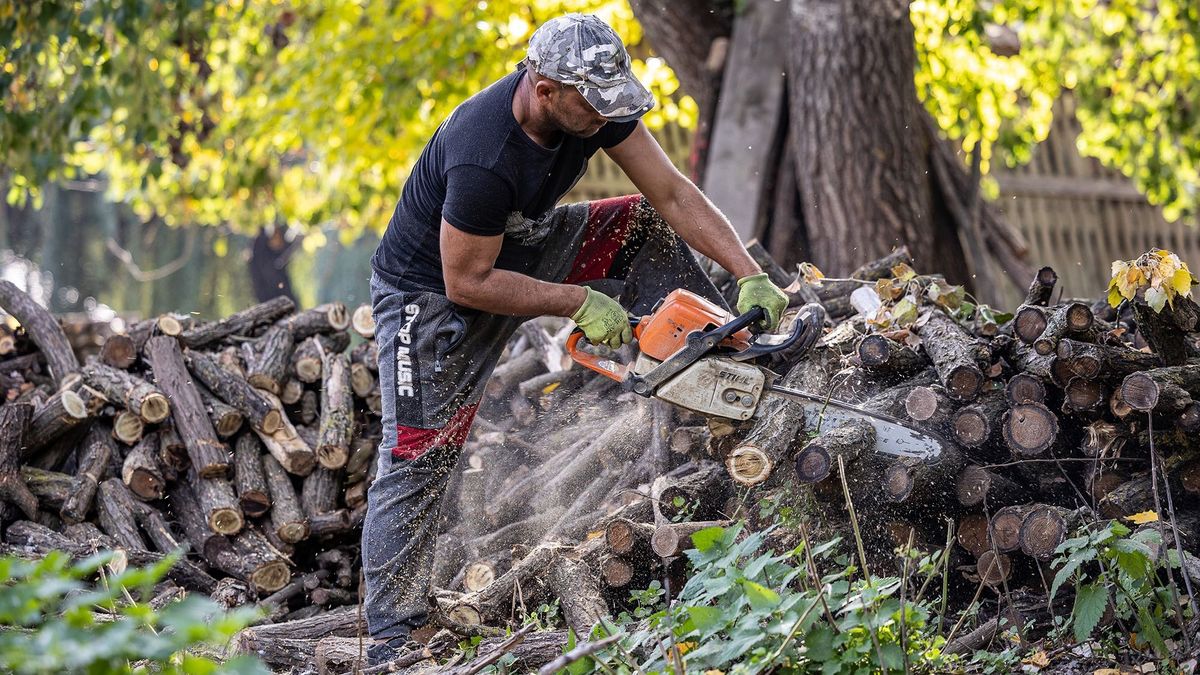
[571,288,632,350]
[736,272,789,331]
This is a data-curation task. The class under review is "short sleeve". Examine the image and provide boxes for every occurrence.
[594,119,639,149]
[441,165,514,236]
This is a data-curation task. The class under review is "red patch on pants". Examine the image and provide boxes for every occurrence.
[392,403,479,460]
[563,194,640,285]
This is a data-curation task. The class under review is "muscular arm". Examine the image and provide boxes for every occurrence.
[604,123,761,279]
[440,219,587,317]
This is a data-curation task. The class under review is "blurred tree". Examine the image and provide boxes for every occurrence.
[2,0,1198,278]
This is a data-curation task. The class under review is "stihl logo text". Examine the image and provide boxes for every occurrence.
[717,371,754,386]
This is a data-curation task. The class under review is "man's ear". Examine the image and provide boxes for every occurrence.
[532,78,562,103]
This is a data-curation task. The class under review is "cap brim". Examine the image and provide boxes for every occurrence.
[578,76,656,123]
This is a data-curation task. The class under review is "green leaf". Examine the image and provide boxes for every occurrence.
[690,526,726,553]
[681,606,724,635]
[1072,582,1108,642]
[1051,546,1096,599]
[740,580,781,612]
[1137,606,1169,655]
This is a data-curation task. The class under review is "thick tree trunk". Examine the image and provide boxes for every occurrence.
[787,0,961,276]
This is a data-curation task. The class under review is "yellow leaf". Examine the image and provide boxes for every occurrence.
[892,263,917,282]
[1108,285,1124,308]
[1171,267,1194,296]
[541,382,560,395]
[1022,650,1050,668]
[675,641,697,655]
[798,262,825,285]
[1125,511,1159,525]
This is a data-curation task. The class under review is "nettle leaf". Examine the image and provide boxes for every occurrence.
[681,605,725,636]
[1051,546,1097,599]
[1071,582,1108,642]
[690,526,727,553]
[1111,538,1153,579]
[1137,605,1170,655]
[740,580,781,612]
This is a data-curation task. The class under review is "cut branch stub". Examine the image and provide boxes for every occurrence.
[1002,403,1059,457]
[1023,266,1057,306]
[1004,372,1046,406]
[81,361,170,423]
[1033,302,1095,356]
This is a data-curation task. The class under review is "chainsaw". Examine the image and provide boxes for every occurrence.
[567,289,949,461]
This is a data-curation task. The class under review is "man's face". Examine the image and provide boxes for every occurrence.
[543,82,608,137]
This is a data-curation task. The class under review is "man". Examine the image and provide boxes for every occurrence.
[362,13,788,664]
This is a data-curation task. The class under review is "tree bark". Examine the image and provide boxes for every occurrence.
[0,403,38,522]
[0,280,79,386]
[234,434,271,518]
[143,336,230,477]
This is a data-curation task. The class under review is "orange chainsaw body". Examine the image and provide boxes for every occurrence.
[634,289,752,361]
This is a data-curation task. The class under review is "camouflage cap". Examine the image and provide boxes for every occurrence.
[525,14,656,123]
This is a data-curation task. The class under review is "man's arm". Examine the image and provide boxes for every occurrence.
[440,220,585,317]
[603,123,761,279]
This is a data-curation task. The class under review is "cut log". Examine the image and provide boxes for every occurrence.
[143,336,230,477]
[450,543,563,624]
[121,431,166,500]
[307,508,352,537]
[882,445,965,505]
[977,550,1012,587]
[99,333,137,369]
[547,554,610,638]
[233,434,271,518]
[157,425,190,475]
[1002,403,1059,457]
[263,454,310,543]
[1020,505,1081,561]
[291,337,326,383]
[301,467,341,518]
[857,335,925,377]
[989,505,1034,553]
[20,466,74,512]
[1131,297,1200,366]
[600,556,634,589]
[317,352,353,469]
[60,423,114,523]
[112,410,145,445]
[227,527,292,593]
[1120,364,1200,414]
[1062,378,1105,414]
[351,304,375,339]
[1013,305,1048,345]
[253,389,316,476]
[793,419,875,483]
[22,385,96,456]
[668,425,711,457]
[1056,338,1162,381]
[956,513,992,557]
[904,385,956,429]
[81,361,170,423]
[650,461,732,523]
[955,465,1027,508]
[5,519,217,593]
[914,311,983,401]
[1004,372,1046,406]
[190,466,245,536]
[651,520,730,558]
[277,303,350,340]
[279,378,304,405]
[349,362,375,399]
[951,391,1007,450]
[185,348,283,434]
[485,349,549,399]
[198,384,245,438]
[0,280,79,385]
[1023,266,1058,306]
[180,296,296,349]
[726,364,811,486]
[1033,302,1094,356]
[245,325,295,395]
[604,518,656,557]
[0,402,38,521]
[96,478,147,551]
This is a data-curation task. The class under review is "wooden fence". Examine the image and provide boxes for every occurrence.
[573,98,1199,307]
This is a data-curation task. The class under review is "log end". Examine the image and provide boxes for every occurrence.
[351,305,376,339]
[1019,506,1068,561]
[210,507,245,536]
[140,393,171,424]
[882,463,913,503]
[946,366,983,402]
[316,445,350,471]
[977,550,1011,587]
[1120,372,1160,412]
[952,409,990,448]
[989,506,1028,553]
[904,386,941,422]
[956,513,991,557]
[725,445,773,487]
[250,561,291,594]
[463,562,497,592]
[954,465,990,507]
[793,447,831,484]
[277,521,311,544]
[1003,403,1058,457]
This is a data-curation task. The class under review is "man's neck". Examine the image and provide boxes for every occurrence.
[513,73,561,149]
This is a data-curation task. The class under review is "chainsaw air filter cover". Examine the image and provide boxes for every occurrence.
[634,289,752,362]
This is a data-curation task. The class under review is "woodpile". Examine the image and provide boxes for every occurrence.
[3,246,1200,673]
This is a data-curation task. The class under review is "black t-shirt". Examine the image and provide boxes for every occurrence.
[371,67,638,292]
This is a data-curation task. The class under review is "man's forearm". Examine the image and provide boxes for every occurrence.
[655,184,760,279]
[445,269,587,318]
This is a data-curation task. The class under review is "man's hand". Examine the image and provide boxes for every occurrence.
[736,273,788,331]
[571,288,631,349]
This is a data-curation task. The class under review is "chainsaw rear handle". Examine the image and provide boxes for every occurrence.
[566,315,643,382]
